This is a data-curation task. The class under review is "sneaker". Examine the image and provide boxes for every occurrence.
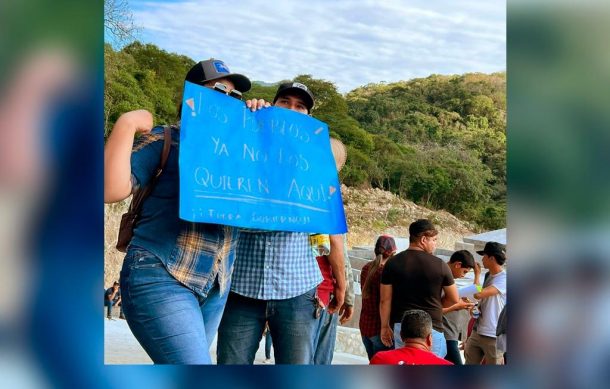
[106,316,112,320]
[119,315,126,320]
[263,358,272,364]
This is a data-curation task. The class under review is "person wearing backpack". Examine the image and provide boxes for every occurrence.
[104,58,268,364]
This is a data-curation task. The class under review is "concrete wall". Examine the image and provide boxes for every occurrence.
[335,325,367,358]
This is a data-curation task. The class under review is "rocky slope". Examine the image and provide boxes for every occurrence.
[104,186,478,286]
[341,186,477,249]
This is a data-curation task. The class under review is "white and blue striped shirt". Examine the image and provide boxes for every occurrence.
[231,231,323,300]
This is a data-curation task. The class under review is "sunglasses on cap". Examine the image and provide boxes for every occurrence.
[211,82,243,100]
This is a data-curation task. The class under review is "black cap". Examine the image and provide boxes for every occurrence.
[477,242,506,263]
[273,82,315,112]
[185,58,251,92]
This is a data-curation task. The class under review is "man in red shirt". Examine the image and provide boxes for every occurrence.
[371,309,453,365]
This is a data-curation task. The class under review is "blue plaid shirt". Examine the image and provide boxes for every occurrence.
[231,230,323,300]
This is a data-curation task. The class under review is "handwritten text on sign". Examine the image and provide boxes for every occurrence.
[179,81,348,233]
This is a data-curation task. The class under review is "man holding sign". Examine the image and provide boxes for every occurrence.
[104,58,268,364]
[216,83,347,365]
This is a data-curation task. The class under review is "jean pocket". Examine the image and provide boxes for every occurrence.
[129,247,164,269]
[296,288,318,315]
[303,287,317,302]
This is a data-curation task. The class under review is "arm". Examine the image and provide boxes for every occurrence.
[107,289,118,301]
[380,283,393,347]
[473,262,481,285]
[442,298,475,314]
[339,235,355,324]
[474,285,501,300]
[339,305,353,325]
[441,283,460,308]
[326,234,346,314]
[104,110,153,203]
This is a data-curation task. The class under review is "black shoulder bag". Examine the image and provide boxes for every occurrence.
[115,125,172,252]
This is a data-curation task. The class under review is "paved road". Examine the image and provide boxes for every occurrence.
[104,317,368,365]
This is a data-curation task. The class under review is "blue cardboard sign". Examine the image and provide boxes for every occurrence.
[179,81,348,234]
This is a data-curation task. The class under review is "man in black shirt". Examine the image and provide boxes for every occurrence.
[380,219,459,357]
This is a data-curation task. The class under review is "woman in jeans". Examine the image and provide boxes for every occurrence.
[104,59,267,364]
[358,235,397,360]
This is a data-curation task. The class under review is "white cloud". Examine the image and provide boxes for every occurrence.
[128,0,506,93]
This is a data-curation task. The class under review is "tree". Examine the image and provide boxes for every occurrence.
[102,41,506,229]
[104,0,138,46]
[104,42,197,137]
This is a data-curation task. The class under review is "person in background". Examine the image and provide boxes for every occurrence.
[359,234,397,360]
[262,321,273,364]
[370,310,453,365]
[464,242,507,365]
[311,138,354,365]
[104,281,124,319]
[442,250,479,364]
[380,219,459,358]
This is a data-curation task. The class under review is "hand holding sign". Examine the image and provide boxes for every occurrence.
[179,82,348,234]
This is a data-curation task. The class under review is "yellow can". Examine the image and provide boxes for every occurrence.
[309,234,330,256]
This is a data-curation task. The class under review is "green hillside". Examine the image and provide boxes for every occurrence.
[104,42,505,229]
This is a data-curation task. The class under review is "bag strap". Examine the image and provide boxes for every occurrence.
[128,125,173,213]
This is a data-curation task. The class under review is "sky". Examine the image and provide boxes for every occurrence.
[126,0,506,93]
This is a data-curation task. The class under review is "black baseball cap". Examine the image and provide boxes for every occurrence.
[185,58,251,92]
[477,242,506,262]
[273,82,315,112]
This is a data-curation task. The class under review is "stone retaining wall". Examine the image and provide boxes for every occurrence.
[335,325,367,358]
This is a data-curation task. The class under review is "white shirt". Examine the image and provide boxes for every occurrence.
[477,270,507,337]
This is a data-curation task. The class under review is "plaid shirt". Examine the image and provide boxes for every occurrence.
[231,230,323,300]
[359,261,385,337]
[129,126,238,297]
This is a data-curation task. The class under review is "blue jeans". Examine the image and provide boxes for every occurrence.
[120,246,229,364]
[104,300,114,317]
[217,288,318,364]
[311,308,338,364]
[393,323,447,358]
[445,339,463,365]
[104,299,123,317]
[361,334,392,360]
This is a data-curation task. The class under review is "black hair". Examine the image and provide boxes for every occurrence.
[492,253,506,266]
[449,250,475,268]
[408,219,438,243]
[400,309,432,340]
